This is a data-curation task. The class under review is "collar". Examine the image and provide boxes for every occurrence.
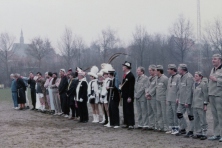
[214,64,222,71]
[125,71,130,75]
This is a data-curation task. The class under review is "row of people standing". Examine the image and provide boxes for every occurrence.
[134,54,222,142]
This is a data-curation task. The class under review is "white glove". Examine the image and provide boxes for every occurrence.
[79,98,83,102]
[89,95,95,99]
[100,97,103,103]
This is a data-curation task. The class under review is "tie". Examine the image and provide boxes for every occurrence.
[123,73,126,79]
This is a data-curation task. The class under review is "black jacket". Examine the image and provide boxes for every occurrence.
[59,76,68,95]
[67,78,78,97]
[77,81,88,103]
[107,78,120,102]
[17,77,26,91]
[28,78,36,90]
[121,72,135,100]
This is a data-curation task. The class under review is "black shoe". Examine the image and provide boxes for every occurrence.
[192,134,202,139]
[82,121,88,123]
[128,126,134,130]
[184,131,193,138]
[26,106,30,109]
[135,127,143,129]
[122,125,128,128]
[200,135,207,140]
[142,127,149,131]
[176,129,186,136]
[31,108,35,110]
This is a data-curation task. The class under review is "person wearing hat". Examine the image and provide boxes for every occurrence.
[76,67,89,123]
[208,54,222,141]
[121,61,135,130]
[100,66,111,126]
[66,72,79,120]
[107,66,120,129]
[166,64,180,134]
[146,65,157,130]
[87,66,100,123]
[176,64,194,137]
[192,71,208,140]
[155,65,168,132]
[58,69,69,117]
[134,66,149,130]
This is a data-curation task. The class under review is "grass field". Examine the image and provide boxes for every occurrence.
[0,88,12,102]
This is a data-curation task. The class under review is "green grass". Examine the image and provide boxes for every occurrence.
[0,88,12,102]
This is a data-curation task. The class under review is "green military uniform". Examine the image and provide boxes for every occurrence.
[156,65,168,131]
[208,54,222,141]
[192,74,208,137]
[166,64,180,133]
[146,65,157,129]
[177,64,194,134]
[134,74,149,128]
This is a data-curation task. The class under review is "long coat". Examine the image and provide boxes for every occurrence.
[134,74,149,100]
[121,71,135,126]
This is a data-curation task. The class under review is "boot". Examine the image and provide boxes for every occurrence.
[95,114,99,123]
[92,114,96,123]
[104,117,111,127]
[99,115,105,124]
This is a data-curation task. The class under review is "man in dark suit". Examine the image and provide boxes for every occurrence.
[58,69,69,117]
[121,61,135,130]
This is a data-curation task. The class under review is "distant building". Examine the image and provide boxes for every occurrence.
[12,30,30,57]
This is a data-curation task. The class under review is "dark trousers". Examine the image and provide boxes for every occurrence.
[30,89,36,108]
[69,95,79,117]
[123,97,135,126]
[77,101,88,122]
[60,93,69,115]
[109,100,120,126]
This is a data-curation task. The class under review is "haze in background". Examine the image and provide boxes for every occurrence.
[0,0,221,52]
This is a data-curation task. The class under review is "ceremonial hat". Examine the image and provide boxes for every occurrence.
[122,61,131,69]
[88,66,99,78]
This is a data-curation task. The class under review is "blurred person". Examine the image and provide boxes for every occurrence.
[155,65,168,132]
[134,67,149,130]
[50,72,63,115]
[107,66,120,129]
[10,74,19,109]
[192,71,208,140]
[36,72,46,111]
[28,72,36,110]
[121,61,135,130]
[58,69,69,117]
[76,67,88,123]
[208,54,222,142]
[66,72,79,120]
[14,73,26,110]
[166,64,180,134]
[145,65,157,130]
[87,66,100,123]
[44,72,54,112]
[176,64,194,137]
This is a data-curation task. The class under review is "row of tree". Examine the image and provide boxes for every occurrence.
[0,15,222,86]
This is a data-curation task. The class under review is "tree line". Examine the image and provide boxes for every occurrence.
[0,15,221,86]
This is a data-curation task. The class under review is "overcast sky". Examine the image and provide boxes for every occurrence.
[0,0,222,52]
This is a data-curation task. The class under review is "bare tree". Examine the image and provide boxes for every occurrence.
[130,25,151,66]
[169,15,194,63]
[0,32,15,85]
[59,28,76,69]
[205,19,222,55]
[27,37,53,70]
[73,36,85,67]
[98,28,120,62]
